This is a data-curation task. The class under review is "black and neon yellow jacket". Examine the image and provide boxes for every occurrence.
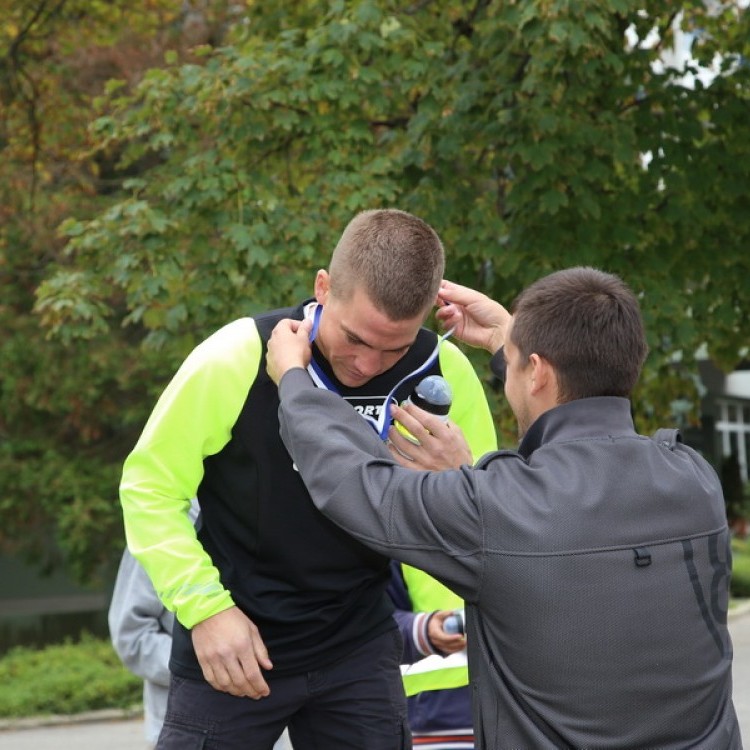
[120,301,496,679]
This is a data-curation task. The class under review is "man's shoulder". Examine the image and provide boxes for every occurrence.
[182,318,265,379]
[195,304,304,355]
[194,317,261,355]
[254,303,306,340]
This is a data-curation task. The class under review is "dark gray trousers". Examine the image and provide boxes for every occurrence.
[157,628,410,750]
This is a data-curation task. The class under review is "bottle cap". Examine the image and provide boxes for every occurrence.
[443,611,465,635]
[410,375,452,416]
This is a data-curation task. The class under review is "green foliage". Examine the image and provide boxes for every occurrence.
[722,456,749,523]
[0,1,238,583]
[731,538,750,599]
[2,0,749,582]
[38,1,750,397]
[0,634,140,718]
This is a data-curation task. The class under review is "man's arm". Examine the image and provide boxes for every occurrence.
[386,338,498,470]
[267,317,485,593]
[385,281,505,470]
[121,318,272,698]
[388,561,466,663]
[274,375,484,597]
[436,279,510,354]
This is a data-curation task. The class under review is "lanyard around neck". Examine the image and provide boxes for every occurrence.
[306,303,453,441]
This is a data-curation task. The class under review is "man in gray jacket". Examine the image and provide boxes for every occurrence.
[109,547,178,748]
[266,267,741,749]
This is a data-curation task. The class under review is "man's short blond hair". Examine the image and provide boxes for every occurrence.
[328,209,445,320]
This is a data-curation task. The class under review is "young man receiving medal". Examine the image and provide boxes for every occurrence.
[119,209,496,749]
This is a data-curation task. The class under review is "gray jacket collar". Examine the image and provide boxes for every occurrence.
[518,397,636,459]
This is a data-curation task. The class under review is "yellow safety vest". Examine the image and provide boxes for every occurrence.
[400,564,469,696]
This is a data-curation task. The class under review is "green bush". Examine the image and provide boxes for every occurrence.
[0,632,141,718]
[732,538,750,599]
[2,543,749,722]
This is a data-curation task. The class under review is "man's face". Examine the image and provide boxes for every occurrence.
[503,320,533,439]
[314,272,425,388]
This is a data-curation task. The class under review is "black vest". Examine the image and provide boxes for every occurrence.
[170,302,443,679]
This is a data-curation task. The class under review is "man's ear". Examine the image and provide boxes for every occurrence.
[314,270,330,304]
[528,353,553,396]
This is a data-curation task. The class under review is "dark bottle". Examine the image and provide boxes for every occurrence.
[394,375,452,444]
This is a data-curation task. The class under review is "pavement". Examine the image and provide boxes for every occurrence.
[0,709,144,750]
[2,608,750,749]
[731,603,750,741]
[0,709,294,750]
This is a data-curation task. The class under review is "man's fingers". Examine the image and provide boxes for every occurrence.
[389,403,471,470]
[202,660,240,696]
[191,607,274,699]
[251,630,273,671]
[232,625,273,698]
[393,403,445,439]
[388,446,413,465]
[387,432,417,465]
[202,653,271,699]
[438,279,477,306]
[237,655,270,699]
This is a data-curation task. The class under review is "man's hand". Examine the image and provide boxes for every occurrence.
[387,402,473,470]
[266,318,313,385]
[436,279,510,354]
[191,606,273,699]
[427,610,467,654]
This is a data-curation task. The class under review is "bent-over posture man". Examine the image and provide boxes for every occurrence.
[119,209,495,749]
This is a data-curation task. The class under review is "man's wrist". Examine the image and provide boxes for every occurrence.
[488,329,505,354]
[278,367,315,399]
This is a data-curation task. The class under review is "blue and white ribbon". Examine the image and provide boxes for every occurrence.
[305,303,453,441]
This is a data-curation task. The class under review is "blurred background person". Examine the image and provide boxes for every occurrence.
[390,560,473,749]
[108,501,293,749]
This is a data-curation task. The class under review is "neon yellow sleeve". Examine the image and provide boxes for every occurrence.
[119,318,262,629]
[439,340,498,461]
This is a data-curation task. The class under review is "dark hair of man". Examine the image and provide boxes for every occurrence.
[509,266,649,402]
[328,209,445,320]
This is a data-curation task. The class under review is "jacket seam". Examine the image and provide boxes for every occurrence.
[483,525,728,558]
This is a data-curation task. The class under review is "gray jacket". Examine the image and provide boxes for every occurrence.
[108,547,174,745]
[108,500,200,745]
[278,369,741,749]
